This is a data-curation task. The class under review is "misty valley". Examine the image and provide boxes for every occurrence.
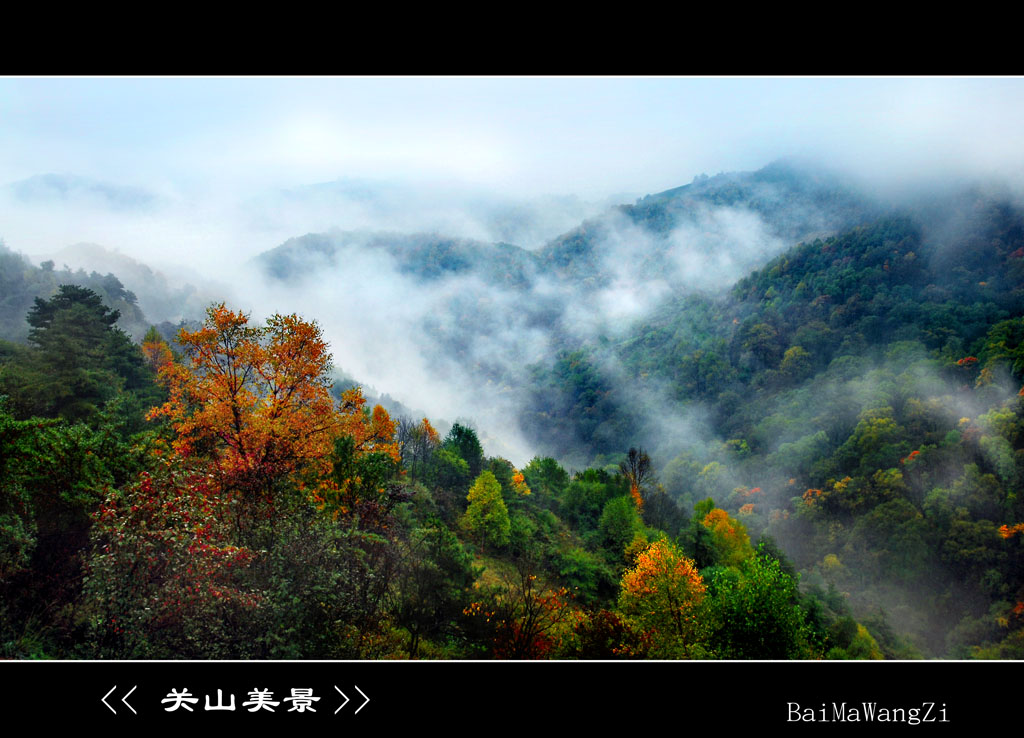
[2,160,1023,660]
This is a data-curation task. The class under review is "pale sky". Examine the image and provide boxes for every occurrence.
[2,76,1023,272]
[3,76,1022,198]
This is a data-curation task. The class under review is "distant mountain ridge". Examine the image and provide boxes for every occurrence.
[256,160,879,295]
[258,230,539,290]
[535,160,879,285]
[5,173,160,212]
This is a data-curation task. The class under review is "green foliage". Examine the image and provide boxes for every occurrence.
[598,495,643,560]
[662,452,703,510]
[0,245,150,343]
[780,345,813,381]
[740,321,782,369]
[488,457,517,502]
[0,396,153,657]
[390,522,476,657]
[553,546,617,607]
[698,505,754,568]
[10,168,1024,660]
[443,423,485,479]
[524,348,642,462]
[981,317,1024,379]
[705,550,818,658]
[426,447,470,522]
[826,620,885,660]
[0,285,158,423]
[461,471,511,549]
[522,456,569,506]
[559,468,627,533]
[508,512,538,555]
[327,434,403,526]
[833,408,906,477]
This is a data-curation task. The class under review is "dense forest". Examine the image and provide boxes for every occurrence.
[2,162,1023,659]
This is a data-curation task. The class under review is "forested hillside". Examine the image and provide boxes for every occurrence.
[525,185,1024,657]
[2,162,1023,659]
[0,246,149,341]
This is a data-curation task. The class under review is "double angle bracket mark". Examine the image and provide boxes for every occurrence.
[101,685,138,715]
[335,685,370,715]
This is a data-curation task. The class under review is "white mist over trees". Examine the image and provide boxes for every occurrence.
[4,78,1024,660]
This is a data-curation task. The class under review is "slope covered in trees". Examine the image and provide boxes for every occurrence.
[0,244,150,342]
[526,187,1024,657]
[0,287,868,659]
[3,160,1024,659]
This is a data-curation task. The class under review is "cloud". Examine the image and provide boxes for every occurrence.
[7,77,1024,467]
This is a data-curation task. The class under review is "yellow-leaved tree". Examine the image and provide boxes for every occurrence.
[618,539,708,657]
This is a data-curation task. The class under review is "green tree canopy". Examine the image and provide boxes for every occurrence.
[444,422,485,478]
[462,471,511,549]
[2,285,153,422]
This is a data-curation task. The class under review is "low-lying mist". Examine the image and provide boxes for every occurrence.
[3,163,862,464]
[2,159,1005,474]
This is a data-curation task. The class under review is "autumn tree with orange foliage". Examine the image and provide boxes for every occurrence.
[510,470,531,497]
[701,506,754,566]
[140,326,174,373]
[148,305,336,499]
[618,539,709,657]
[147,304,399,522]
[315,388,403,527]
[83,303,409,657]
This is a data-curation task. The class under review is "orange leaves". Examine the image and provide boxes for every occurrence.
[511,471,531,496]
[147,304,398,510]
[621,540,705,601]
[337,388,400,464]
[702,508,739,539]
[701,507,754,566]
[802,488,824,505]
[420,417,440,446]
[901,446,925,462]
[998,523,1024,539]
[802,476,854,509]
[148,305,337,498]
[619,540,706,650]
[619,447,652,513]
[142,336,173,373]
[630,486,644,513]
